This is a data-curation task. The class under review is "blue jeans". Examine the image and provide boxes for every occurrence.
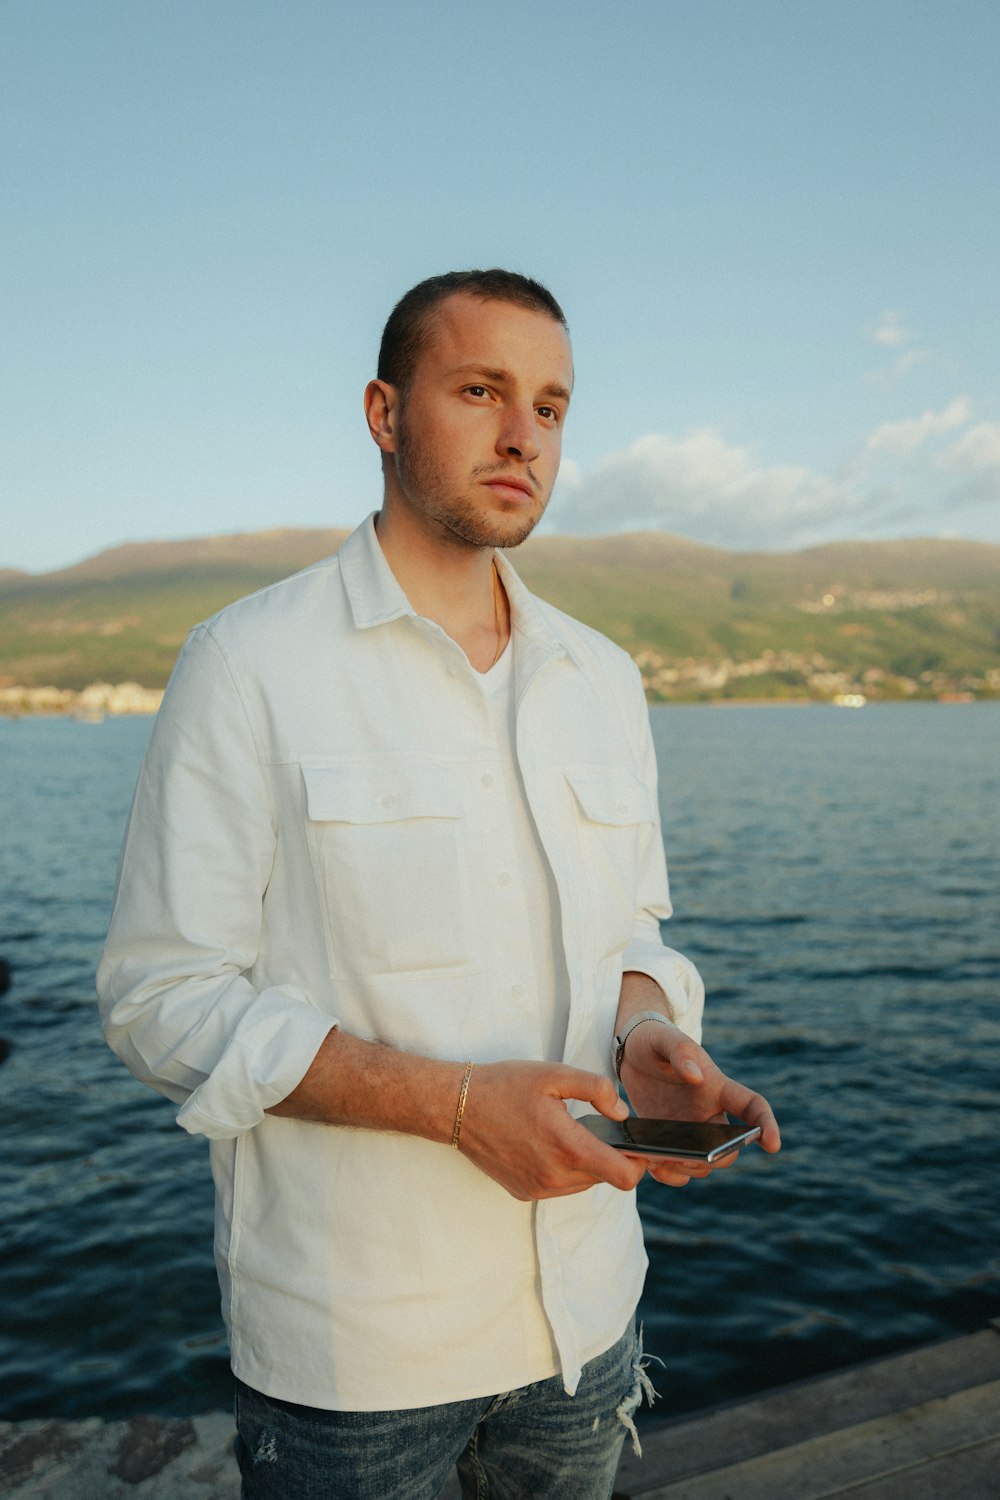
[234,1323,655,1499]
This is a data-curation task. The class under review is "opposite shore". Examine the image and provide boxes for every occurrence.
[1,672,997,719]
[0,682,164,718]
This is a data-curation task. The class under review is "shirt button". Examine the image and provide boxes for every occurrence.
[497,872,512,887]
[511,983,525,998]
[617,801,628,814]
[380,793,397,809]
[481,773,494,788]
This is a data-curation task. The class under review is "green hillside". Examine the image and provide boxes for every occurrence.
[1,528,998,702]
[0,530,350,694]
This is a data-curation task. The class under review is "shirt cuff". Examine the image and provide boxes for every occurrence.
[622,943,705,1044]
[176,992,337,1140]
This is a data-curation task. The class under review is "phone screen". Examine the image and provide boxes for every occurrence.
[579,1114,761,1162]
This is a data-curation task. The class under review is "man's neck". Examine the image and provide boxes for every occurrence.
[373,501,509,673]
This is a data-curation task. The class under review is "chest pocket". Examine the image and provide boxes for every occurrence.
[302,762,475,978]
[565,767,658,957]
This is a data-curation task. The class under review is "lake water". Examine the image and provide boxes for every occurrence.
[1,704,998,1423]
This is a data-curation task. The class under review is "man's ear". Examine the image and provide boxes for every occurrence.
[364,379,399,454]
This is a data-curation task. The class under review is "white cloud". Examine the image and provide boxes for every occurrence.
[865,397,971,456]
[937,421,1000,471]
[865,347,930,390]
[544,389,999,551]
[865,309,929,388]
[554,455,582,489]
[549,428,863,550]
[872,310,909,348]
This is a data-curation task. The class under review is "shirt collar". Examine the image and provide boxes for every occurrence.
[339,513,415,630]
[339,511,572,666]
[493,547,567,661]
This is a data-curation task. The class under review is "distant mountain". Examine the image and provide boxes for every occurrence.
[24,528,352,584]
[2,528,998,702]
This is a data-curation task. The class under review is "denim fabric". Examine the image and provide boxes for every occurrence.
[234,1322,653,1499]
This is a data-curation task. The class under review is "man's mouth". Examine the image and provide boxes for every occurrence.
[481,474,535,501]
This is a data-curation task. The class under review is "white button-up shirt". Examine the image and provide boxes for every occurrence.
[98,515,704,1410]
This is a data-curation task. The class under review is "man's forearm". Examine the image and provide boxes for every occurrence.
[266,1026,651,1202]
[274,976,679,1141]
[266,1027,465,1144]
[615,970,678,1035]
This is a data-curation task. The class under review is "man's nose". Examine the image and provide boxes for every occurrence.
[496,404,541,463]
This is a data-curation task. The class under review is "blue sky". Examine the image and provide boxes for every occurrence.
[3,0,998,572]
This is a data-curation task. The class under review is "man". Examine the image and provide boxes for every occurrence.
[98,269,779,1499]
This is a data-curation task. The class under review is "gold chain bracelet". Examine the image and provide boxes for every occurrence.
[451,1061,475,1149]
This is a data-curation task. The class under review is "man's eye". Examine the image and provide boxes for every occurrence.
[465,385,489,398]
[537,405,560,423]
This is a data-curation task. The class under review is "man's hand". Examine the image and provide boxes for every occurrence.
[456,1060,652,1201]
[617,983,781,1189]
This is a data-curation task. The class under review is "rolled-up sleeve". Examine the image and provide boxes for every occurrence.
[96,624,335,1139]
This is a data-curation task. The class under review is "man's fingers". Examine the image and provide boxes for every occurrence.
[756,1115,782,1154]
[529,1068,644,1192]
[644,1023,706,1082]
[724,1087,781,1153]
[714,1090,780,1155]
[603,1153,650,1192]
[553,1066,629,1122]
[645,1163,694,1187]
[562,1117,649,1193]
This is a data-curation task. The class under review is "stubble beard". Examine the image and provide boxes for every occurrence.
[394,414,548,552]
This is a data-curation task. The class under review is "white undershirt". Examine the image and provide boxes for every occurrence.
[476,643,571,1062]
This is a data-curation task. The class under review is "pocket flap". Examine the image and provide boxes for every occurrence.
[565,768,656,826]
[301,762,463,824]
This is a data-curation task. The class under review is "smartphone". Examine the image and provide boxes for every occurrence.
[579,1114,761,1163]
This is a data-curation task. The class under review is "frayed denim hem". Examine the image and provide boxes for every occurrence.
[615,1323,663,1458]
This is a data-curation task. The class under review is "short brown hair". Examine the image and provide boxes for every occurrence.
[377,270,568,394]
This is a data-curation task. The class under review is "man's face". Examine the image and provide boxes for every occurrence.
[386,293,573,551]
